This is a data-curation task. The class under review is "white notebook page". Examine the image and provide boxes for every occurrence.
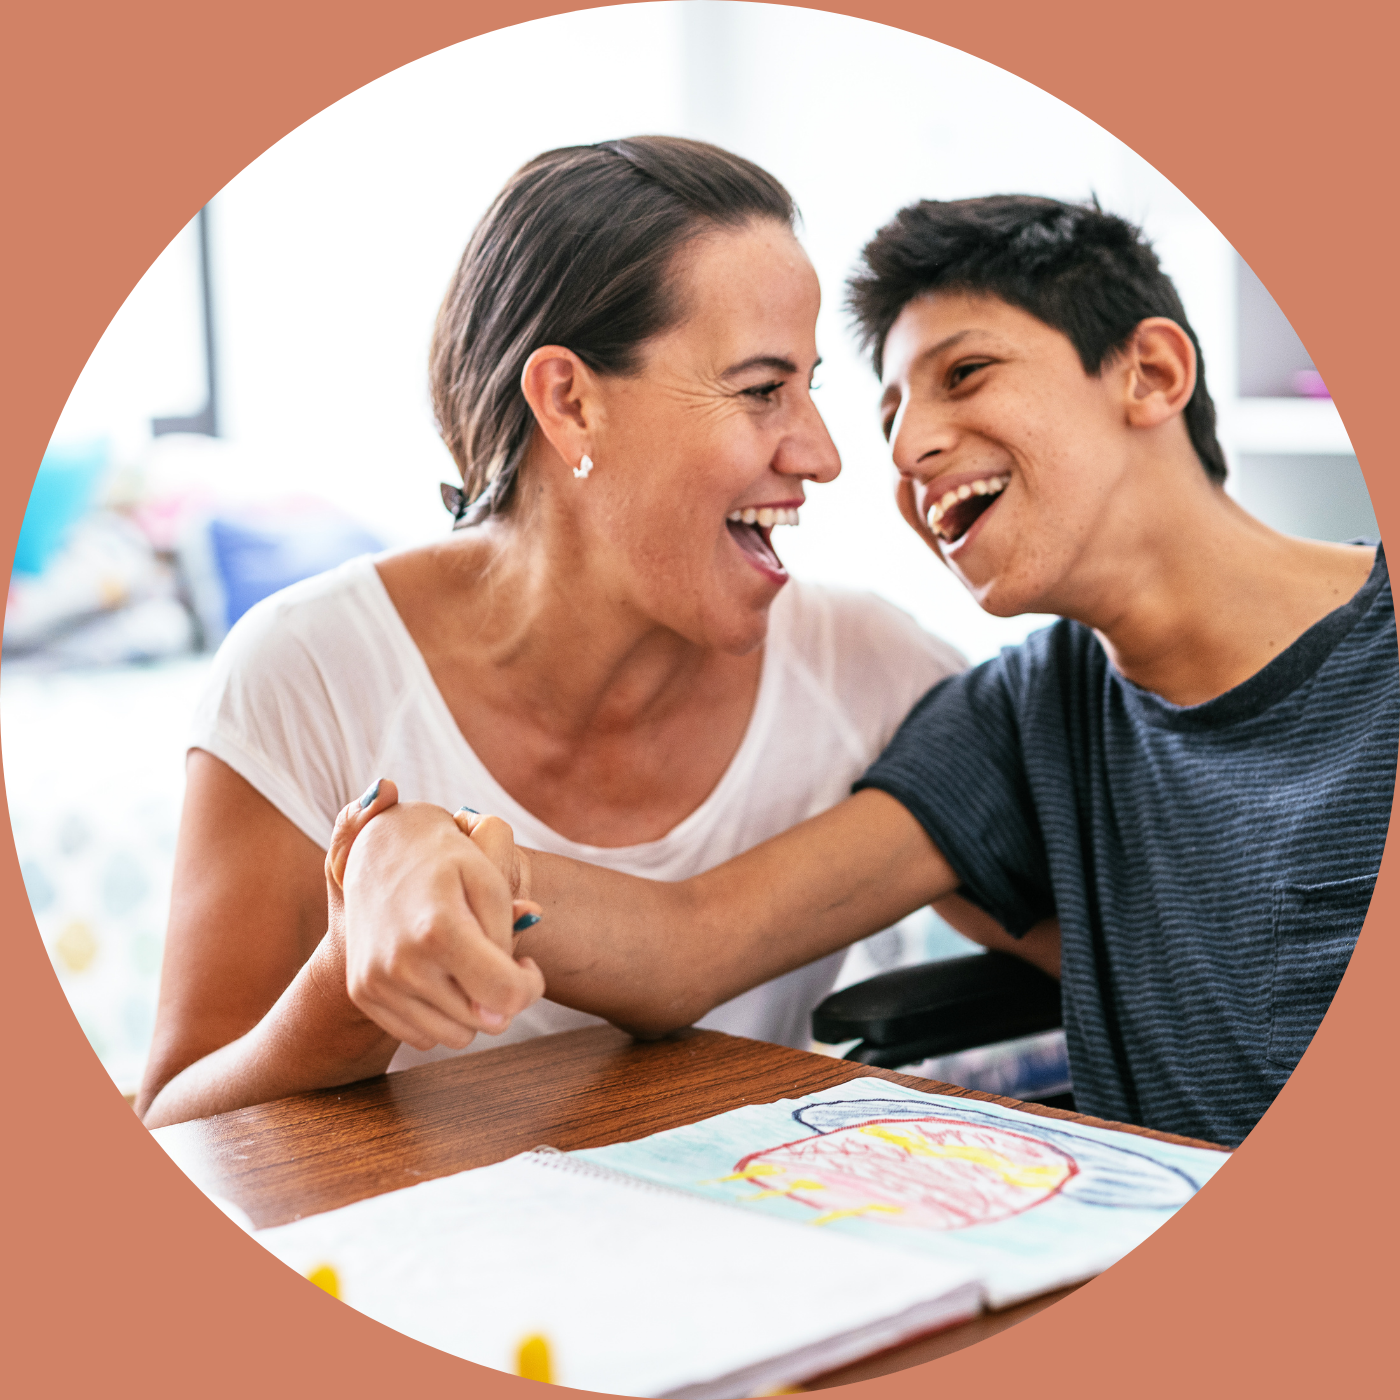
[255,1149,981,1397]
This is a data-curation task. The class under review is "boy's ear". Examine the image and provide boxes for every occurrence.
[1122,317,1197,429]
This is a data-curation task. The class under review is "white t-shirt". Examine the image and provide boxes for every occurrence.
[189,555,964,1069]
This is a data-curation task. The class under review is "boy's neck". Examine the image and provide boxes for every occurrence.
[1073,465,1375,707]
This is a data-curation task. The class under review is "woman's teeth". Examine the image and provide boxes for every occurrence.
[726,507,800,527]
[926,475,1009,540]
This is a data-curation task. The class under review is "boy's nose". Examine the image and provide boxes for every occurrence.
[891,405,956,479]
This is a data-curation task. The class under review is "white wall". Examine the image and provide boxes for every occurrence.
[52,2,1275,663]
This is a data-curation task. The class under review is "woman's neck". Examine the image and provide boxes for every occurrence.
[376,516,766,846]
[424,520,745,737]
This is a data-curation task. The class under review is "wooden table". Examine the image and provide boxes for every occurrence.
[153,1026,1223,1388]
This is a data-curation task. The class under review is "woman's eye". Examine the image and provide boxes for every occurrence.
[743,381,784,401]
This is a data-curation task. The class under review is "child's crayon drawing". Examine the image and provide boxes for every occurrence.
[575,1077,1230,1308]
[716,1097,1198,1232]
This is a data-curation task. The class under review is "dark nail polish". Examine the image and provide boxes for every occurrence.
[513,913,541,933]
[456,806,479,815]
[358,780,382,810]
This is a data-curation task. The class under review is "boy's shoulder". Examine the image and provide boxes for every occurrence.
[956,617,1096,711]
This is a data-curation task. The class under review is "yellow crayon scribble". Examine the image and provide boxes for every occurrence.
[809,1204,904,1226]
[858,1124,1068,1190]
[704,1163,787,1185]
[516,1334,553,1384]
[306,1264,340,1299]
[743,1178,827,1201]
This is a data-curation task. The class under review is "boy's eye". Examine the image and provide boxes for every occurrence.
[949,360,991,387]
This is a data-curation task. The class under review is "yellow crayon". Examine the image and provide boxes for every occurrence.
[516,1333,553,1384]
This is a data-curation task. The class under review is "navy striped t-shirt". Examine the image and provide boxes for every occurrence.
[858,548,1396,1147]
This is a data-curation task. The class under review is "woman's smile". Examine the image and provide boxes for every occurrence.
[725,497,803,584]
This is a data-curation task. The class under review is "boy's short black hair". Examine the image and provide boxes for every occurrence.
[847,196,1227,483]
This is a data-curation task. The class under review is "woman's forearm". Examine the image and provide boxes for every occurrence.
[138,933,398,1128]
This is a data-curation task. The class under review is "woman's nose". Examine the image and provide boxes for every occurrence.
[776,395,842,483]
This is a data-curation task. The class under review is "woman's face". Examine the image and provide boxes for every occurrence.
[579,219,840,654]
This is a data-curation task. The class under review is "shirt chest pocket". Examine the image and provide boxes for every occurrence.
[1268,874,1374,1071]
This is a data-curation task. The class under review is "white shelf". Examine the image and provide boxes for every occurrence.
[1221,398,1353,456]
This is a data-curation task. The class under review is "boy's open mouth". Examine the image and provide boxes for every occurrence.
[926,475,1009,544]
[725,505,799,579]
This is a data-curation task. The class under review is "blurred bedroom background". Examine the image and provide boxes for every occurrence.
[5,3,1370,1100]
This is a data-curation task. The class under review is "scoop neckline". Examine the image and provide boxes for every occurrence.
[358,554,786,859]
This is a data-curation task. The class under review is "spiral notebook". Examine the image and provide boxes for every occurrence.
[255,1147,981,1398]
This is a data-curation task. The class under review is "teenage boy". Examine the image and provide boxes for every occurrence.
[336,197,1395,1149]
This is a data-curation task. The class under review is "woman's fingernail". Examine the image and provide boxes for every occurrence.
[456,806,479,815]
[357,780,383,810]
[513,913,541,933]
[479,1008,508,1030]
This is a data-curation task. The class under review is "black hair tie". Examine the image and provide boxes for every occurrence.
[440,482,470,529]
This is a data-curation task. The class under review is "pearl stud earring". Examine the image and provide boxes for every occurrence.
[573,454,594,481]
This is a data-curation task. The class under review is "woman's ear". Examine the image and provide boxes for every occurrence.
[1123,317,1197,429]
[520,346,599,466]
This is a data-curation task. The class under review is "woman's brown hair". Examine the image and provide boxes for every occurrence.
[431,136,796,523]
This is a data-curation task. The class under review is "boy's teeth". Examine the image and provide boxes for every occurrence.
[925,475,1009,531]
[726,508,801,526]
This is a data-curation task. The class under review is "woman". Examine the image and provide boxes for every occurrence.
[137,137,969,1128]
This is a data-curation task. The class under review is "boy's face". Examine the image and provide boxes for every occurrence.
[879,291,1141,618]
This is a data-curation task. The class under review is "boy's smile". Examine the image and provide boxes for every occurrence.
[921,468,1011,546]
[879,291,1145,621]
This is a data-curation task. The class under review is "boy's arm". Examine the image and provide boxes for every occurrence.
[523,789,959,1033]
[341,788,960,1039]
[930,894,1062,979]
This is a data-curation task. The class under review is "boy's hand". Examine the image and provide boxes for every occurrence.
[325,784,545,1052]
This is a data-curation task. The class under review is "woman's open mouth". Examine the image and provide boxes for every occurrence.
[926,474,1009,544]
[725,505,799,582]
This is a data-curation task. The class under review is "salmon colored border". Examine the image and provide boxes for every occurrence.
[3,3,1394,1396]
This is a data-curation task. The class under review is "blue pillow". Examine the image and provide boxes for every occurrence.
[181,500,384,646]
